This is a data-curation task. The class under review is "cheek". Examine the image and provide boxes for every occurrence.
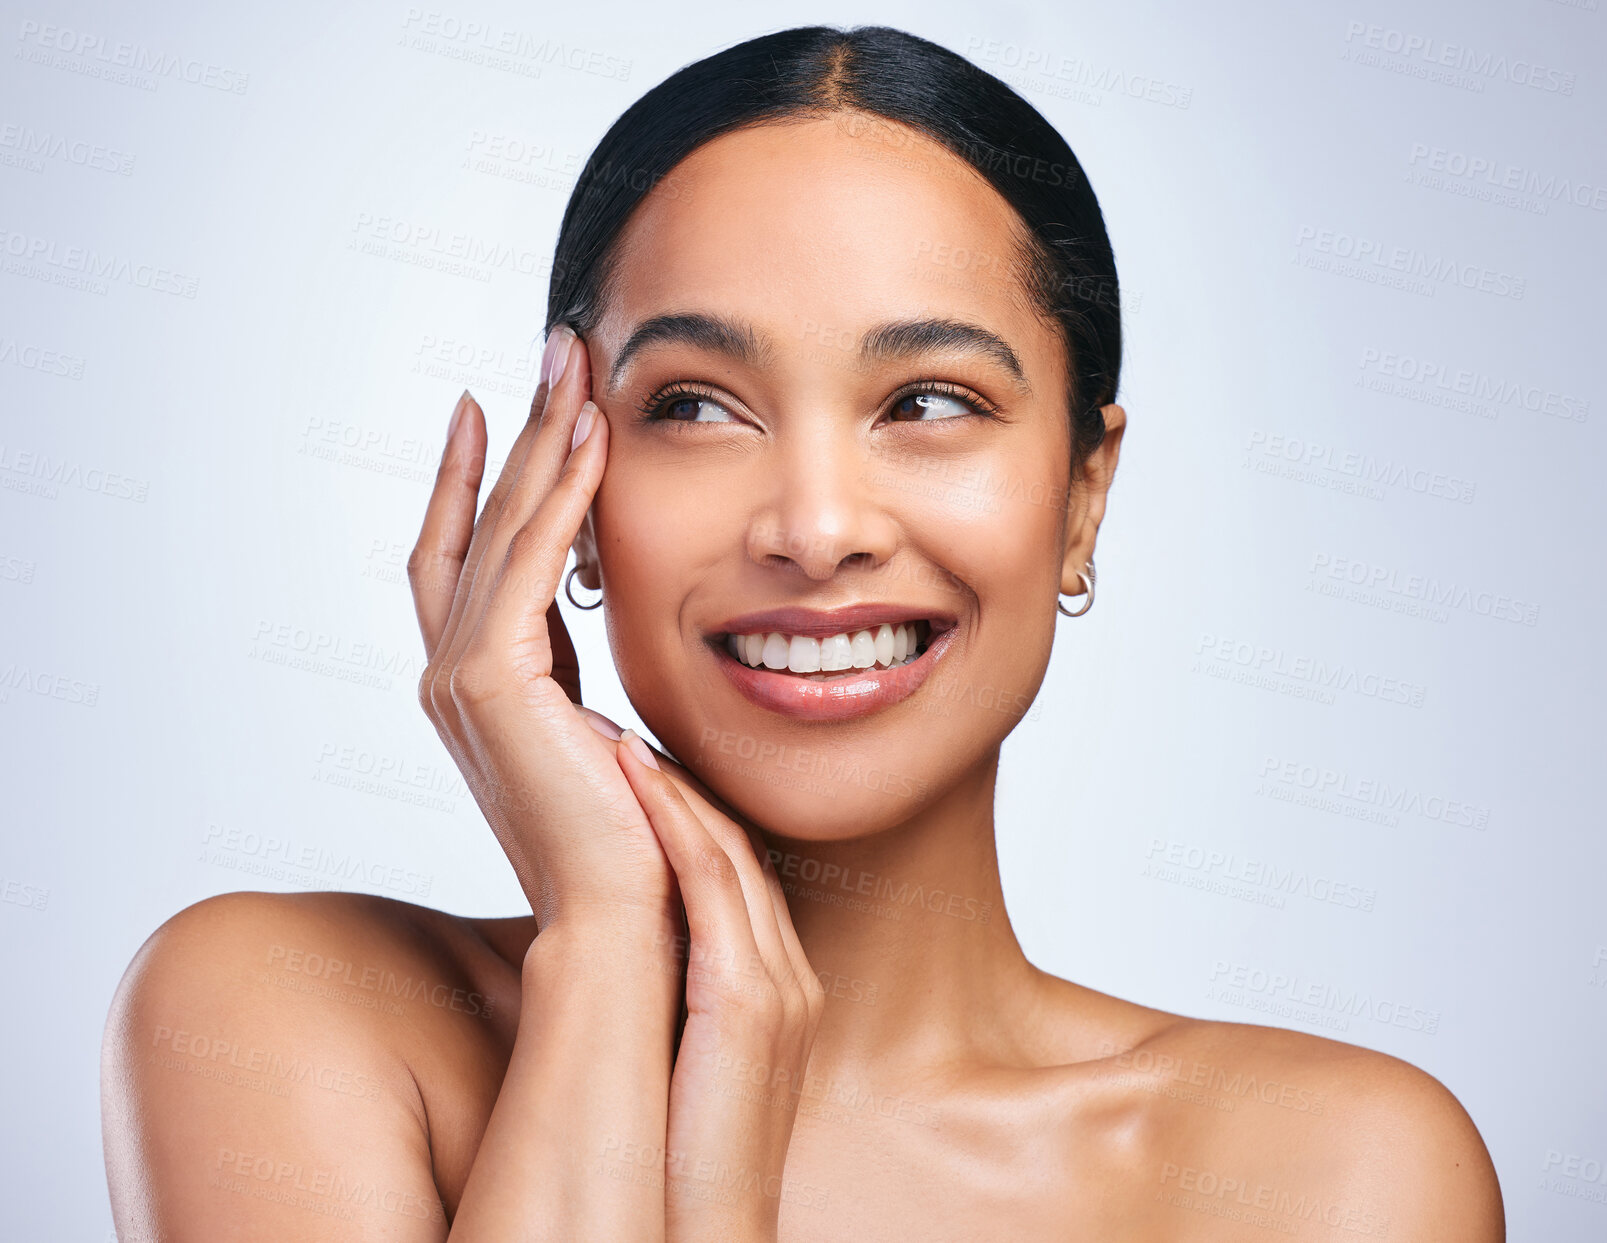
[594,463,662,565]
[874,443,1067,604]
[591,454,731,648]
[594,463,678,599]
[938,507,1062,652]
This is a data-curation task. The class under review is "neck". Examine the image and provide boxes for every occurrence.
[760,749,1049,1081]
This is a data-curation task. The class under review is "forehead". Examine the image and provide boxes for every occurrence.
[595,114,1047,363]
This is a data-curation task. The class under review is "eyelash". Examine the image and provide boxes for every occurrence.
[636,378,1001,425]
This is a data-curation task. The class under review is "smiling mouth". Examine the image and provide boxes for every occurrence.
[718,620,937,681]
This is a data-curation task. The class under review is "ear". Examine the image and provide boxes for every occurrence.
[1060,402,1126,599]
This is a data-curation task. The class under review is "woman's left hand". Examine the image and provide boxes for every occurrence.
[612,728,825,1243]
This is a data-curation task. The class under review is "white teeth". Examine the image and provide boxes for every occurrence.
[726,621,931,674]
[761,632,790,670]
[820,633,853,671]
[787,635,821,673]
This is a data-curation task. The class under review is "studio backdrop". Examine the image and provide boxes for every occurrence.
[1,1,1602,1238]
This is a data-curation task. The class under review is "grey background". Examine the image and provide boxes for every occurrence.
[1,0,1602,1237]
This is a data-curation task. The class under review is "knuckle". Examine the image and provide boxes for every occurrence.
[448,654,501,707]
[712,980,782,1027]
[777,979,811,1025]
[754,988,793,1031]
[427,667,456,718]
[694,844,740,889]
[416,667,438,718]
[503,522,548,572]
[705,820,748,860]
[406,544,452,594]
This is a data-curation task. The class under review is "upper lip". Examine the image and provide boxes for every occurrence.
[711,603,958,639]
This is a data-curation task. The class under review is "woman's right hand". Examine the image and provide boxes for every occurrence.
[407,327,676,932]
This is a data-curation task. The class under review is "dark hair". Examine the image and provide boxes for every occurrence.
[547,24,1120,479]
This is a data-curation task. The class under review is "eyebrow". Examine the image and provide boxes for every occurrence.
[606,311,1031,395]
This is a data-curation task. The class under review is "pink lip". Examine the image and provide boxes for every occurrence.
[709,624,959,722]
[713,603,958,640]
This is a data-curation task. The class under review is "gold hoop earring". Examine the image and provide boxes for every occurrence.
[564,565,602,610]
[1056,558,1096,618]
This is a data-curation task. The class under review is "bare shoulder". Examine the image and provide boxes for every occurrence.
[105,889,520,1062]
[1095,1013,1505,1242]
[102,890,525,1241]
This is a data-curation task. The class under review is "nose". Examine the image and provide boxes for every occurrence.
[745,430,899,581]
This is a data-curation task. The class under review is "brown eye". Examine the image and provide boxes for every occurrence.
[889,391,978,422]
[641,387,739,423]
[664,396,712,421]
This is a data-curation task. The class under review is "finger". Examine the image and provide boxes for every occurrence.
[459,403,608,701]
[651,760,782,932]
[755,845,818,1011]
[607,726,790,990]
[615,730,793,988]
[638,739,741,823]
[409,390,485,654]
[431,326,575,676]
[620,741,793,968]
[442,330,591,671]
[612,731,777,915]
[693,806,815,1016]
[697,811,789,977]
[587,723,769,909]
[429,391,528,650]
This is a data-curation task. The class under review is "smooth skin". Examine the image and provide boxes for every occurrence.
[101,114,1504,1241]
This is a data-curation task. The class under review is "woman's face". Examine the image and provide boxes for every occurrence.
[578,113,1122,841]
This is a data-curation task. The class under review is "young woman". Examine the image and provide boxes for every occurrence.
[101,25,1504,1242]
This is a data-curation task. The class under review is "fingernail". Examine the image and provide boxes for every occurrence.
[570,401,597,453]
[448,390,471,441]
[541,325,575,390]
[620,728,659,770]
[580,708,622,740]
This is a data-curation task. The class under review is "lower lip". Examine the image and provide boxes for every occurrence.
[710,627,958,721]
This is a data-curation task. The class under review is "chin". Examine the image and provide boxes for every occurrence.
[642,703,933,836]
[616,612,1037,840]
[717,768,938,845]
